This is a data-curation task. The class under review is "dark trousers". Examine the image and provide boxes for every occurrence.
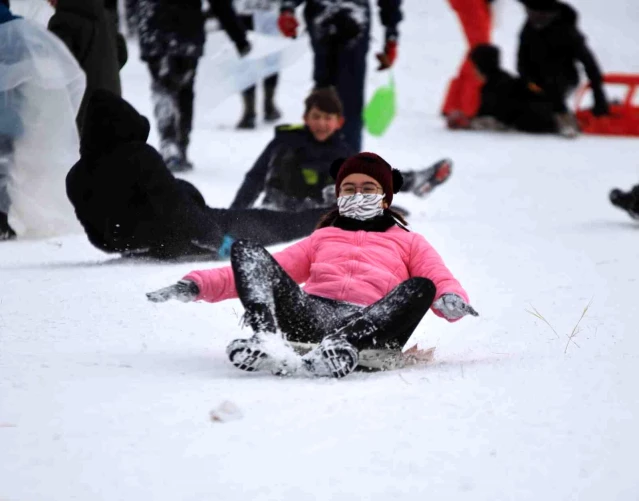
[310,34,369,153]
[147,55,199,152]
[243,73,279,104]
[231,240,436,350]
[0,135,13,216]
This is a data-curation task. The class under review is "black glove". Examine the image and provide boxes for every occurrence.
[236,39,252,57]
[146,280,199,303]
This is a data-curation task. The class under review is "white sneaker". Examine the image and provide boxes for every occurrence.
[301,336,359,378]
[226,333,302,375]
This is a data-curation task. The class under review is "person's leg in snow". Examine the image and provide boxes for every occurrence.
[226,240,363,376]
[226,241,437,378]
[0,135,16,241]
[610,185,639,220]
[148,55,198,172]
[237,85,257,129]
[335,36,368,153]
[400,158,453,198]
[175,56,197,171]
[263,73,281,123]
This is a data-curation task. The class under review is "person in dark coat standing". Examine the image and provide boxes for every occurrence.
[66,90,327,261]
[136,0,251,172]
[517,0,609,122]
[468,44,560,134]
[47,0,127,131]
[277,0,402,153]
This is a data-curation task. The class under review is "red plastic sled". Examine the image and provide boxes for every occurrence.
[574,73,639,137]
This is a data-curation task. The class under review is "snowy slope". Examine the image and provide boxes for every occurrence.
[2,1,639,500]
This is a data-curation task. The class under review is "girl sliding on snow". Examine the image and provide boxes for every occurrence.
[147,152,478,378]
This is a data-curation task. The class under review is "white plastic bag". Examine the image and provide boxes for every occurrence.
[0,18,86,238]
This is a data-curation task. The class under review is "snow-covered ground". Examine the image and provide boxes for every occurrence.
[2,1,639,500]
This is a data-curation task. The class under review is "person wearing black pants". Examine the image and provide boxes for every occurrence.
[277,0,403,153]
[229,240,435,351]
[137,0,251,172]
[66,89,328,261]
[147,152,478,378]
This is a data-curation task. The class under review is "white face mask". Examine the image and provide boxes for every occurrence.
[337,193,385,220]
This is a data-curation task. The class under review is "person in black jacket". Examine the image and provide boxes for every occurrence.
[468,44,560,135]
[277,0,402,153]
[517,0,609,122]
[66,90,328,261]
[47,0,127,131]
[231,88,453,211]
[136,0,251,172]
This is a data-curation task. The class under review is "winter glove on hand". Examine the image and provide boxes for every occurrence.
[278,10,299,38]
[433,293,479,320]
[376,38,398,71]
[146,280,199,303]
[236,39,252,57]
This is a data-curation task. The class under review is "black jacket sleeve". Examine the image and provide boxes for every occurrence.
[230,140,277,209]
[208,0,248,48]
[378,0,402,39]
[572,32,608,113]
[516,35,532,84]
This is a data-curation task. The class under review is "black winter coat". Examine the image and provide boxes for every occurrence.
[281,0,402,42]
[517,1,607,113]
[477,69,558,133]
[66,90,325,260]
[137,0,247,61]
[48,0,127,130]
[230,125,354,211]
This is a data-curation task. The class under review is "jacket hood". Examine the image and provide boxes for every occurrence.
[81,89,150,157]
[55,0,103,18]
[555,2,578,25]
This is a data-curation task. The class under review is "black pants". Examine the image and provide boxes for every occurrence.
[0,134,13,218]
[147,55,198,152]
[231,240,436,350]
[310,33,369,152]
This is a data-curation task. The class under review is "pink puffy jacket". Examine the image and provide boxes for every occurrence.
[184,226,469,321]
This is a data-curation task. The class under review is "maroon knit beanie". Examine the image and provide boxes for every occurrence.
[330,152,404,206]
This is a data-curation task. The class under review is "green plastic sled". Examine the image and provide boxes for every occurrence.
[363,74,396,136]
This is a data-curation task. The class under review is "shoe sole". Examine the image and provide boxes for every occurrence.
[320,346,357,378]
[227,345,269,372]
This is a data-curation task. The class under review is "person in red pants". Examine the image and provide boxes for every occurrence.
[441,0,493,129]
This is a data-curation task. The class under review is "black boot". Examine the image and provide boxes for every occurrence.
[264,76,281,123]
[237,86,257,129]
[0,211,16,241]
[610,188,639,220]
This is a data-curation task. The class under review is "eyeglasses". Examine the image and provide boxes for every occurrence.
[339,183,383,196]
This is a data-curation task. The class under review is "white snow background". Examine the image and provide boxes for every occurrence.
[1,0,639,499]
